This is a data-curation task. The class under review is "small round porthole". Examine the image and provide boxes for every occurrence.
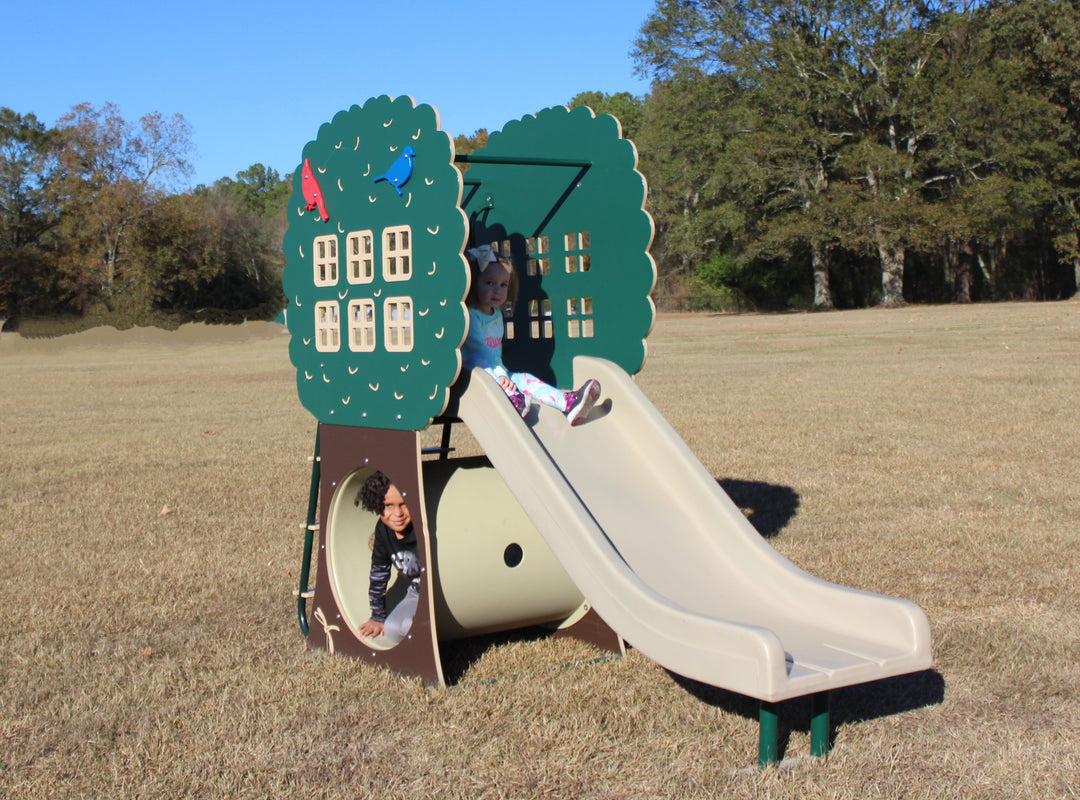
[503,543,523,568]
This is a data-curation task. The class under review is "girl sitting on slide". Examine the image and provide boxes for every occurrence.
[462,245,600,424]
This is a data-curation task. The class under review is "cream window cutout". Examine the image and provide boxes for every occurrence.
[313,234,339,286]
[314,301,341,352]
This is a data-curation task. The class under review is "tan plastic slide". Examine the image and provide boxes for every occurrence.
[457,356,932,702]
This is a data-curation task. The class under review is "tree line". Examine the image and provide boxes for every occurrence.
[0,103,288,328]
[2,0,1078,327]
[622,0,1080,309]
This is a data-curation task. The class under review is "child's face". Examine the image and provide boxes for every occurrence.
[475,261,511,313]
[381,483,412,535]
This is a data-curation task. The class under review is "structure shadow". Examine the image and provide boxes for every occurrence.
[668,669,945,760]
[717,478,800,539]
[440,626,555,686]
[830,670,946,726]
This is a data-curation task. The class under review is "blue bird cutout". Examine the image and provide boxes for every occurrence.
[372,146,416,196]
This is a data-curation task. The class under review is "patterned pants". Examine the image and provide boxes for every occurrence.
[485,368,570,412]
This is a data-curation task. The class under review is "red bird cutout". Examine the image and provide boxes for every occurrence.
[301,158,329,221]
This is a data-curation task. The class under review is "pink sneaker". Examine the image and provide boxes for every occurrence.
[509,391,533,419]
[564,379,601,426]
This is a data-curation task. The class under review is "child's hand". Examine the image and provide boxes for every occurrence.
[358,619,384,640]
[498,376,515,391]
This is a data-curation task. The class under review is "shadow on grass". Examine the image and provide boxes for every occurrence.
[717,478,801,539]
[831,670,946,725]
[669,669,945,760]
[440,626,557,686]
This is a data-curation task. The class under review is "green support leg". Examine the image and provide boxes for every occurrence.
[296,425,321,637]
[810,691,831,758]
[759,701,780,768]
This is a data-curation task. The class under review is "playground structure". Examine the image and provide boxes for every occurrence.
[284,96,932,767]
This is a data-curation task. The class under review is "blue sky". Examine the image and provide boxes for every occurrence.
[9,0,657,188]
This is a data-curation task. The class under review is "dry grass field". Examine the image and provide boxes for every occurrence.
[1,301,1078,799]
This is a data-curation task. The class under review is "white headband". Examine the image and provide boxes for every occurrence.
[466,245,497,269]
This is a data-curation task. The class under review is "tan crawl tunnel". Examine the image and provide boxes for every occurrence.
[421,457,590,638]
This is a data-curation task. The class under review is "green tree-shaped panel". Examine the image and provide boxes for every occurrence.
[463,105,655,387]
[283,96,468,430]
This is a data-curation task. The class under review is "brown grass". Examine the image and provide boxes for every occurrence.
[2,303,1078,799]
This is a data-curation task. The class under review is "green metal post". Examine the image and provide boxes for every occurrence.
[439,419,453,460]
[759,701,780,768]
[810,691,832,758]
[458,154,592,189]
[296,425,321,637]
[454,154,592,168]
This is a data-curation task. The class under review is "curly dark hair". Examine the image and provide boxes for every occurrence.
[355,470,391,513]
